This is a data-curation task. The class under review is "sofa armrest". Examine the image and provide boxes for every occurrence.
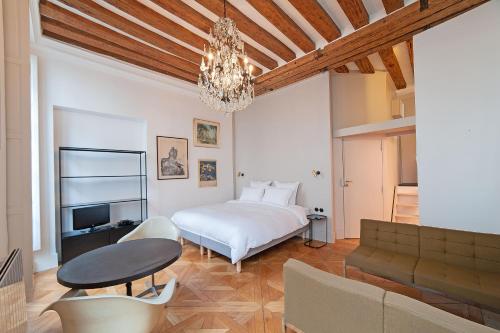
[283,259,385,333]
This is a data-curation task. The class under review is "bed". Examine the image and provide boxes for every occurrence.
[171,200,309,272]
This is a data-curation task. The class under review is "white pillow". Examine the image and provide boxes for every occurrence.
[262,188,293,207]
[250,180,272,188]
[273,181,300,205]
[239,187,265,202]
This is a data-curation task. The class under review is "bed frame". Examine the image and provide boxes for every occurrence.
[179,225,309,273]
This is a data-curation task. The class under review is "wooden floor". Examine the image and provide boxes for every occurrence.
[28,238,500,332]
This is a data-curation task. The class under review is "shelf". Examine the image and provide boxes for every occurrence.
[61,175,146,179]
[62,220,142,239]
[397,203,419,208]
[59,147,146,154]
[333,116,415,138]
[61,198,146,209]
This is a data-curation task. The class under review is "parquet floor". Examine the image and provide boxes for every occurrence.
[28,238,500,332]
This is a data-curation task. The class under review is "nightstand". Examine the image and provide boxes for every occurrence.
[305,214,328,248]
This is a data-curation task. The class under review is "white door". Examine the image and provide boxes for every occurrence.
[343,137,384,238]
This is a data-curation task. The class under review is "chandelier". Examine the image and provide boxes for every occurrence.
[198,1,254,114]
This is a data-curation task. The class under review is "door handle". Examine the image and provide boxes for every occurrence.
[344,180,352,187]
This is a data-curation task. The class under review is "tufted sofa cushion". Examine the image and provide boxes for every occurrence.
[415,226,500,309]
[346,220,420,284]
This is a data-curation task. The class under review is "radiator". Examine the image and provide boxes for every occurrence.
[0,249,27,333]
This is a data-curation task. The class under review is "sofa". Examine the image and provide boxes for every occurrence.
[345,219,500,310]
[284,259,498,333]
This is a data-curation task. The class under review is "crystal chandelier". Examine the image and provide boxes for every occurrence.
[198,0,254,114]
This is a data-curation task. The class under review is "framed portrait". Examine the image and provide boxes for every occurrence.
[156,136,189,180]
[193,118,220,148]
[198,159,217,187]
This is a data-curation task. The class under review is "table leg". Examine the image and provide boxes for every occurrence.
[126,281,132,296]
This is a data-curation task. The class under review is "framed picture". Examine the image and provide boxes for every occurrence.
[193,118,220,148]
[198,159,217,187]
[156,136,189,180]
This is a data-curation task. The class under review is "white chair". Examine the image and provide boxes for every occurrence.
[118,216,180,296]
[118,216,179,243]
[41,278,176,333]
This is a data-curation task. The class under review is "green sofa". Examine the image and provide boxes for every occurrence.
[345,219,500,310]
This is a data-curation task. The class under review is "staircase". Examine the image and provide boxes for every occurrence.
[392,186,419,225]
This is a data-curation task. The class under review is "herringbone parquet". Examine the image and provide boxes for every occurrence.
[28,238,500,332]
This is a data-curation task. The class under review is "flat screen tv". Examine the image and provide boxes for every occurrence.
[72,204,110,230]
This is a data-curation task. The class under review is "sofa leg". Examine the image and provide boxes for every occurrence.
[236,261,241,273]
[200,245,205,255]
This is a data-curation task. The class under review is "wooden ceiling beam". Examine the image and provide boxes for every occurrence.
[407,38,414,71]
[195,0,296,62]
[150,0,278,70]
[354,58,375,74]
[382,0,405,13]
[247,0,315,53]
[378,47,407,89]
[40,1,198,74]
[255,0,487,95]
[337,0,369,29]
[336,0,374,73]
[288,0,341,42]
[334,65,350,73]
[41,18,198,83]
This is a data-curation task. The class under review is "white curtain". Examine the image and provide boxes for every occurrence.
[0,0,8,260]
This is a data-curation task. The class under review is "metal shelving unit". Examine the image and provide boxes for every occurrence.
[58,146,148,236]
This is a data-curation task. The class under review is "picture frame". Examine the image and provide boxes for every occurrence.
[198,159,217,187]
[156,136,189,180]
[193,118,220,148]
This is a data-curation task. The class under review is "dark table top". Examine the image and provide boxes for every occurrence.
[57,238,181,290]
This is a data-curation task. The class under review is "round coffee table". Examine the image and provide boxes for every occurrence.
[57,238,181,296]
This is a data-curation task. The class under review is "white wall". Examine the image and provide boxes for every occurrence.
[33,46,235,270]
[234,74,334,242]
[331,72,394,130]
[415,1,500,234]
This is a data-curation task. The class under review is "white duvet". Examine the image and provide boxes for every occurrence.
[171,200,308,264]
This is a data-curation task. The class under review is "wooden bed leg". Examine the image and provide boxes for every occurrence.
[302,231,306,240]
[180,237,184,246]
[343,262,347,277]
[236,261,241,273]
[207,249,212,259]
[200,245,205,255]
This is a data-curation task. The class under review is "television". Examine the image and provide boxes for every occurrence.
[72,204,110,230]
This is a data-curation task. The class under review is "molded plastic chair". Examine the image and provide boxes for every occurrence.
[118,216,179,243]
[41,278,176,333]
[118,216,180,296]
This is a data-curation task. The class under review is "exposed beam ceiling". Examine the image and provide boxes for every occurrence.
[36,0,486,95]
[41,18,198,83]
[247,0,315,53]
[150,0,277,70]
[255,0,487,95]
[336,0,376,75]
[288,0,341,42]
[195,0,296,62]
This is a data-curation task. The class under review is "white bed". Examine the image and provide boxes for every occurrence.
[171,200,309,268]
